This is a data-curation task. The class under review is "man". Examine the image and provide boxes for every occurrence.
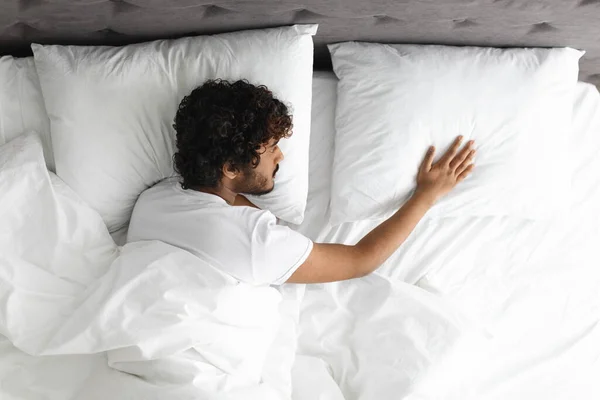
[127,79,475,285]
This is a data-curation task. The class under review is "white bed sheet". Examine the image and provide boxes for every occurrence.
[291,77,600,399]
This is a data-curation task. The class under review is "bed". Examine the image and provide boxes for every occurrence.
[1,1,600,399]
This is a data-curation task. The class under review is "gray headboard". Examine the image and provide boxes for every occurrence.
[1,0,599,86]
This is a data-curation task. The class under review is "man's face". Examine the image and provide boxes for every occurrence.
[236,137,284,196]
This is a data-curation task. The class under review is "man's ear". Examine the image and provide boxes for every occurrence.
[222,162,239,180]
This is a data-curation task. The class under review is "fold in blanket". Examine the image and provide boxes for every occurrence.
[2,240,293,396]
[2,239,471,400]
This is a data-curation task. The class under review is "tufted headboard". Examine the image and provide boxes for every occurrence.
[1,0,599,86]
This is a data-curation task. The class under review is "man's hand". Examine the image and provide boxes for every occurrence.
[416,136,475,204]
[286,135,477,284]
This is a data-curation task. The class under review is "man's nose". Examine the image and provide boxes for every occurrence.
[277,147,284,162]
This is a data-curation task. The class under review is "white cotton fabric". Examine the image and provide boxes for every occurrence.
[127,177,313,285]
[32,24,317,232]
[0,56,53,170]
[2,239,292,399]
[0,132,117,288]
[328,42,583,225]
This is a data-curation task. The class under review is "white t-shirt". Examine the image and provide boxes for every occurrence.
[127,177,313,285]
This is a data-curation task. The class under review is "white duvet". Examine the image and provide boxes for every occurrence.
[4,240,293,399]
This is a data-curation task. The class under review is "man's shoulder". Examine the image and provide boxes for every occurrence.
[143,177,179,197]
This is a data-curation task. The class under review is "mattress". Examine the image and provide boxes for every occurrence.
[2,73,600,400]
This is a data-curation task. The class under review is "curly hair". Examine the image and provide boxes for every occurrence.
[173,79,293,190]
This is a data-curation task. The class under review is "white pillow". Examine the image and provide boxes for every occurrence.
[0,56,54,170]
[32,25,317,232]
[328,42,583,225]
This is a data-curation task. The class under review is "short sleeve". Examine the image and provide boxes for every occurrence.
[249,211,313,285]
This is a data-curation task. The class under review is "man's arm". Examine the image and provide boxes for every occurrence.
[287,136,476,284]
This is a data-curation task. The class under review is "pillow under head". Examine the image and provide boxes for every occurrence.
[32,25,317,232]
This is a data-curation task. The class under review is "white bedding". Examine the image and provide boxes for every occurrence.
[0,156,295,398]
[291,77,600,399]
[405,83,600,400]
[1,75,600,400]
[327,43,582,224]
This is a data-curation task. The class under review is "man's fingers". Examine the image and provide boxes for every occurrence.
[420,146,435,172]
[449,140,473,170]
[456,149,475,175]
[457,163,475,181]
[439,136,463,165]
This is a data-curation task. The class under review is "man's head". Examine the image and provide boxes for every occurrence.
[173,79,292,195]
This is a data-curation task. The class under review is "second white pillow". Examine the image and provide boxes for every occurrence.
[329,42,583,225]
